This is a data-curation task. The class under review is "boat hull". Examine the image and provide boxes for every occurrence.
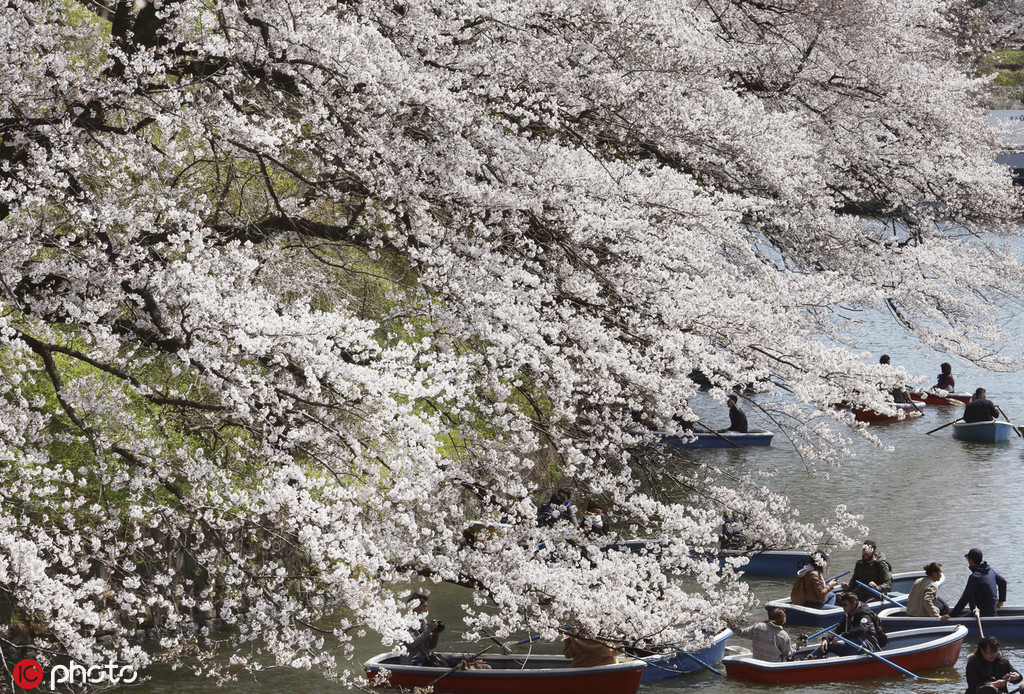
[879,606,1024,640]
[910,390,971,406]
[952,420,1016,443]
[657,430,774,448]
[364,652,645,694]
[855,403,925,423]
[766,572,936,626]
[723,625,966,683]
[637,629,732,681]
[604,542,819,578]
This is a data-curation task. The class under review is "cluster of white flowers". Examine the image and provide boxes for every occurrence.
[1,0,1022,688]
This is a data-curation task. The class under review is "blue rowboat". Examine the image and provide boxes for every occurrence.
[879,605,1024,640]
[765,572,939,627]
[720,549,820,577]
[633,628,732,681]
[952,420,1016,443]
[657,430,774,448]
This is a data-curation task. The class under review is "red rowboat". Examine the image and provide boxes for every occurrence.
[364,651,646,694]
[854,402,925,422]
[722,625,966,683]
[909,390,971,406]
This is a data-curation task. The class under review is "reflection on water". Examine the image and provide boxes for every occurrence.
[118,330,1024,694]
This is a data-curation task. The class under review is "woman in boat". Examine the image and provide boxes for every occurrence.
[906,561,949,617]
[936,362,955,391]
[964,636,1022,694]
[790,554,838,609]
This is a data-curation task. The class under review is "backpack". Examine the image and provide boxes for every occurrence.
[868,610,888,647]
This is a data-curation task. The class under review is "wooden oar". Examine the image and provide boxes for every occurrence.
[426,645,494,688]
[827,631,947,682]
[974,607,985,638]
[925,417,962,435]
[855,581,904,610]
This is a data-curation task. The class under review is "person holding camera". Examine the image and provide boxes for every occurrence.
[401,593,449,666]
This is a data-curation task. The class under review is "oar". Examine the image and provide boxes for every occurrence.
[974,607,985,638]
[513,634,543,646]
[827,631,946,682]
[925,417,962,436]
[427,645,494,688]
[826,570,851,584]
[481,627,515,654]
[855,581,904,610]
[680,650,726,676]
[693,419,740,448]
[805,623,841,641]
[997,407,1022,438]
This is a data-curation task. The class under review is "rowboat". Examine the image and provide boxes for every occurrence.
[722,625,966,683]
[364,652,646,694]
[952,420,1017,443]
[632,628,733,681]
[765,571,939,626]
[854,403,925,423]
[879,605,1024,639]
[909,389,971,406]
[604,541,819,578]
[656,430,774,448]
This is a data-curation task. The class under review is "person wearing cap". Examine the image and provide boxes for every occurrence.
[839,540,892,602]
[964,388,1000,424]
[790,554,838,609]
[945,548,1007,619]
[717,394,748,433]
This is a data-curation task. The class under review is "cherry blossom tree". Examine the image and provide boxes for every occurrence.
[1,0,1022,688]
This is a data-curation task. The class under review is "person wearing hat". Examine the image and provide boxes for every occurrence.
[790,554,838,609]
[944,548,1007,619]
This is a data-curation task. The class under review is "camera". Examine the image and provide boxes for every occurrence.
[433,619,445,632]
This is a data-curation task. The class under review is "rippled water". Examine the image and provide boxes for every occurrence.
[116,320,1024,694]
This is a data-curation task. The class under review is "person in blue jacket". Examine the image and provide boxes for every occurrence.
[945,548,1007,619]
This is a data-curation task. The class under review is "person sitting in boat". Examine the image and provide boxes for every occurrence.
[716,394,748,433]
[839,539,893,602]
[730,608,796,662]
[562,625,620,667]
[400,593,455,667]
[536,487,578,528]
[944,548,1007,620]
[964,636,1022,694]
[808,594,881,658]
[964,388,1000,424]
[936,362,956,391]
[878,354,913,404]
[906,561,950,617]
[790,554,838,609]
[582,502,610,536]
[719,511,747,550]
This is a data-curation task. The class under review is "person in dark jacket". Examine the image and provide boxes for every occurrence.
[400,593,443,666]
[808,594,879,658]
[964,636,1022,694]
[946,548,1007,619]
[964,388,1000,423]
[936,362,956,391]
[718,394,748,433]
[839,539,893,602]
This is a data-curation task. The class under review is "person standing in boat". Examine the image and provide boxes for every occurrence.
[839,540,893,602]
[964,636,1022,694]
[717,394,748,433]
[730,609,797,662]
[906,561,949,617]
[808,594,881,658]
[964,388,1000,424]
[945,548,1007,619]
[936,362,956,391]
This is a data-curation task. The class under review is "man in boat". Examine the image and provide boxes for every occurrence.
[964,636,1022,694]
[964,388,1000,423]
[878,354,913,403]
[562,625,620,667]
[400,593,458,667]
[839,540,893,602]
[729,608,796,662]
[808,594,882,658]
[717,394,748,433]
[944,548,1007,619]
